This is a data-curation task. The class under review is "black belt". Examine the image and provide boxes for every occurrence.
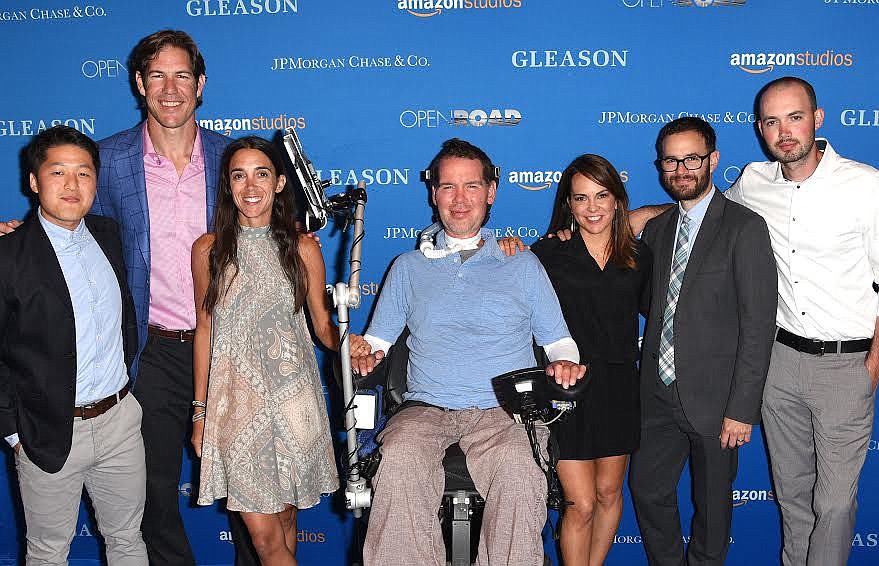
[776,328,872,356]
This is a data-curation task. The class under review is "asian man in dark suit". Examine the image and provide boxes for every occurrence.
[0,126,146,565]
[629,117,778,566]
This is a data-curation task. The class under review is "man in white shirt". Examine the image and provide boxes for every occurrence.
[724,76,879,566]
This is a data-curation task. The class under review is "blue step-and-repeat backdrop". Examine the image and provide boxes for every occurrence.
[1,1,878,564]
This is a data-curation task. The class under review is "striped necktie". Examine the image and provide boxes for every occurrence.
[658,213,692,386]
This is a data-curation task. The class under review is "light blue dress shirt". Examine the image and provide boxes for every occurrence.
[7,213,129,447]
[670,186,716,270]
[365,228,571,409]
[38,211,129,406]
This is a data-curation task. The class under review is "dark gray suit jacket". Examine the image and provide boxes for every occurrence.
[640,190,777,436]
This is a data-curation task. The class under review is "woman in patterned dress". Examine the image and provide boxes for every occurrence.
[190,136,354,565]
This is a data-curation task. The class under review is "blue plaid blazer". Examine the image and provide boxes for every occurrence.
[92,122,231,381]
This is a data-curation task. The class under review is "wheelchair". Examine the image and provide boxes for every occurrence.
[351,329,587,566]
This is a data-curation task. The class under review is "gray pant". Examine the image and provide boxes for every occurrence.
[16,393,148,566]
[363,405,549,566]
[762,340,875,566]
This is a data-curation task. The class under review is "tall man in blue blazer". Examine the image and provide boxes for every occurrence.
[94,30,226,564]
[96,29,272,566]
[629,117,778,566]
[0,126,147,564]
[87,30,232,566]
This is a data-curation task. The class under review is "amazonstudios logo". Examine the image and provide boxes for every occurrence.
[729,49,854,74]
[398,0,521,18]
[218,528,327,544]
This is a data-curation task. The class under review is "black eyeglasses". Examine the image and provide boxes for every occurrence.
[655,152,712,172]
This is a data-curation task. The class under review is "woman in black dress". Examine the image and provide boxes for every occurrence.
[530,154,651,566]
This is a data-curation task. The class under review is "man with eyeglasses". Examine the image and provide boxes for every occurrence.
[629,116,777,566]
[724,77,879,566]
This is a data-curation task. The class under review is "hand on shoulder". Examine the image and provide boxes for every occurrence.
[0,219,22,235]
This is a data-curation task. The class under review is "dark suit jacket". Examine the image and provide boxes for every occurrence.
[0,213,138,473]
[640,190,777,436]
[91,122,231,380]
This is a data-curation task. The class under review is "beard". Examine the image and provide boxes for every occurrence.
[769,134,815,164]
[661,166,712,202]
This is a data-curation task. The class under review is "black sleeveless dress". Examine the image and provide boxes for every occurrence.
[531,234,652,459]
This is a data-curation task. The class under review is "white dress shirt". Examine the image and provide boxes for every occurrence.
[725,139,879,340]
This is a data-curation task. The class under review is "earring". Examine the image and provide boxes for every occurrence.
[570,216,576,232]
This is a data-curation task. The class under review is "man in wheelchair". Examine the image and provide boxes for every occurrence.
[351,138,587,566]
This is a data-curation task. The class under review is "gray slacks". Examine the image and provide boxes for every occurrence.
[363,405,549,566]
[762,340,874,566]
[16,393,147,566]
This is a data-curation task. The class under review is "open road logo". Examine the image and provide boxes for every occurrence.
[621,0,745,7]
[676,0,746,6]
[399,108,521,128]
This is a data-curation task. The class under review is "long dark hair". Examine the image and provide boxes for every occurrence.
[203,136,307,312]
[547,153,638,270]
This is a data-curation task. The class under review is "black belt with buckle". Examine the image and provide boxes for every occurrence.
[776,328,872,356]
[148,325,195,343]
[73,384,130,420]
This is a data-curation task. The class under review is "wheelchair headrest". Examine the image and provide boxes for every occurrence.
[491,367,588,415]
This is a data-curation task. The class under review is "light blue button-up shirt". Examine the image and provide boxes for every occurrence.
[366,228,571,409]
[671,186,716,270]
[38,211,128,405]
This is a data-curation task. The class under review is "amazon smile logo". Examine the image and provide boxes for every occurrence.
[731,488,774,508]
[398,0,522,18]
[508,170,562,191]
[508,169,629,191]
[729,50,853,74]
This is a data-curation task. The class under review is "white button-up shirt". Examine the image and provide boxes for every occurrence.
[725,139,879,340]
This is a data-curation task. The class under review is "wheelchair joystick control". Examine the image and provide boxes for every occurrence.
[492,366,589,519]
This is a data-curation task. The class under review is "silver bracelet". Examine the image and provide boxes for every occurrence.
[192,411,206,423]
[192,400,206,409]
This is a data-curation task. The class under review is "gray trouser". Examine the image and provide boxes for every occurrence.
[16,393,148,566]
[762,340,875,566]
[363,405,549,566]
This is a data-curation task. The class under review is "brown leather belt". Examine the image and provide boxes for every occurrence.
[148,324,195,343]
[73,384,129,420]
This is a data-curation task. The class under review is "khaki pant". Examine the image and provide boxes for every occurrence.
[16,393,147,566]
[364,405,548,566]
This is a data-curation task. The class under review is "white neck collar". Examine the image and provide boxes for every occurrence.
[445,234,481,251]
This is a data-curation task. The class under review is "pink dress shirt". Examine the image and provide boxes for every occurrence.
[143,126,207,330]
